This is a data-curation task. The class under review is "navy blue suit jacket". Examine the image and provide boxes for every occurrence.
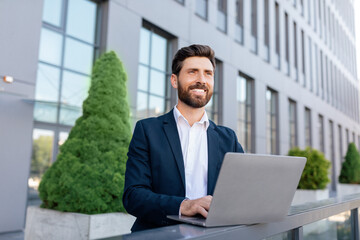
[123,110,244,231]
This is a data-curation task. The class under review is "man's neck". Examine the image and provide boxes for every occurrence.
[176,101,205,127]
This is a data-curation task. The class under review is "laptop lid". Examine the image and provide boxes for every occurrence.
[205,153,306,227]
[168,153,306,227]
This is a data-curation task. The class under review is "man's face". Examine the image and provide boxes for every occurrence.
[173,57,214,108]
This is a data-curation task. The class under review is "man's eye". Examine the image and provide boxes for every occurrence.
[206,72,213,76]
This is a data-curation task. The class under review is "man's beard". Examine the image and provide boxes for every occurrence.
[177,81,213,108]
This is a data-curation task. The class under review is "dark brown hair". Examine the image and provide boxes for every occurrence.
[171,44,216,76]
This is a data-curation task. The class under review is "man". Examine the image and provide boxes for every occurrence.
[123,44,244,232]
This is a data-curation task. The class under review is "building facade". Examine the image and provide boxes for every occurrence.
[0,0,358,233]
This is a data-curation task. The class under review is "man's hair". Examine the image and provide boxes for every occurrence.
[171,44,216,76]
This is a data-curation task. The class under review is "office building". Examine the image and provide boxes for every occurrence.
[0,0,358,233]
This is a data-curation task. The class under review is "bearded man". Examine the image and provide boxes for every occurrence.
[123,44,244,232]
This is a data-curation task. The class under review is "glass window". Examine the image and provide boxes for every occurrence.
[329,120,336,191]
[266,89,278,154]
[301,30,306,86]
[305,107,312,147]
[263,0,269,62]
[251,0,258,53]
[206,59,222,124]
[235,0,244,44]
[289,100,297,148]
[293,21,298,81]
[35,63,60,102]
[318,115,324,153]
[338,125,343,162]
[303,211,351,239]
[237,73,254,153]
[42,0,63,27]
[34,102,58,123]
[35,0,99,126]
[29,129,55,199]
[196,0,208,20]
[274,2,280,69]
[66,0,97,44]
[64,37,95,74]
[61,71,90,107]
[308,37,313,92]
[285,12,289,75]
[58,132,69,146]
[59,71,90,125]
[136,26,171,120]
[39,28,63,66]
[217,0,227,33]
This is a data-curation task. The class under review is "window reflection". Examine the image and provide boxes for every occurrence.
[303,211,351,239]
[138,65,149,91]
[196,0,208,19]
[29,129,54,193]
[64,37,94,74]
[42,0,63,27]
[150,69,166,97]
[34,101,58,123]
[150,34,167,71]
[59,104,82,125]
[136,26,171,120]
[61,71,90,107]
[35,63,60,102]
[66,0,97,44]
[139,28,150,65]
[39,28,63,66]
[237,74,253,153]
[149,96,165,116]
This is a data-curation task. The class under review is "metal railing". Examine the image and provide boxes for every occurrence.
[106,193,360,240]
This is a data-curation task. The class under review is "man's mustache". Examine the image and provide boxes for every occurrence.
[188,83,208,91]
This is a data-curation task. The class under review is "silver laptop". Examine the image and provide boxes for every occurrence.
[167,153,306,227]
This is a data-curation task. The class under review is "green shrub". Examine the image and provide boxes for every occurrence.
[288,147,330,190]
[339,143,360,184]
[38,51,131,214]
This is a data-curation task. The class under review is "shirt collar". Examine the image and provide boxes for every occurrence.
[173,105,209,129]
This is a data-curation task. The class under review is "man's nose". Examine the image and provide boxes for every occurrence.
[197,72,206,83]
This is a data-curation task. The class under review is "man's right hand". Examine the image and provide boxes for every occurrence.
[180,195,213,218]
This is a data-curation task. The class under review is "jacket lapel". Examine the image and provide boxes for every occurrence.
[163,110,185,189]
[207,121,219,195]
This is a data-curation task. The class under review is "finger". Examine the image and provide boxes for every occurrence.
[198,206,208,218]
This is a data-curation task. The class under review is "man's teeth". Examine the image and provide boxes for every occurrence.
[192,89,205,92]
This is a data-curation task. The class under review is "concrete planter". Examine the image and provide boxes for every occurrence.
[291,189,329,206]
[25,206,135,240]
[337,183,360,198]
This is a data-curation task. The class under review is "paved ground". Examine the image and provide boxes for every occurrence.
[0,231,24,240]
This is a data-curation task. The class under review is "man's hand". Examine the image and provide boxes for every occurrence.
[180,195,213,218]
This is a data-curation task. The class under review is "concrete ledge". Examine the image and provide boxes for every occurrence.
[291,189,329,206]
[24,206,135,240]
[337,183,360,198]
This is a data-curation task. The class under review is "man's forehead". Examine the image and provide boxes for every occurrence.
[182,57,214,70]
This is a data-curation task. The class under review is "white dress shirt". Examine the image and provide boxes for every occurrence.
[173,106,209,200]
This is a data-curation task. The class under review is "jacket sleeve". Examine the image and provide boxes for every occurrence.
[122,121,184,226]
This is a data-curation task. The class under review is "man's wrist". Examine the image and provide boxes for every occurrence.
[179,198,189,216]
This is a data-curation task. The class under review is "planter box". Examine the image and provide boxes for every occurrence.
[25,206,136,240]
[337,183,360,198]
[291,189,329,206]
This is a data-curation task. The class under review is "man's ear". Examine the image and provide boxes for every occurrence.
[171,74,178,89]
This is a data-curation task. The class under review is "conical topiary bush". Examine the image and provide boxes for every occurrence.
[339,143,360,184]
[38,51,131,214]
